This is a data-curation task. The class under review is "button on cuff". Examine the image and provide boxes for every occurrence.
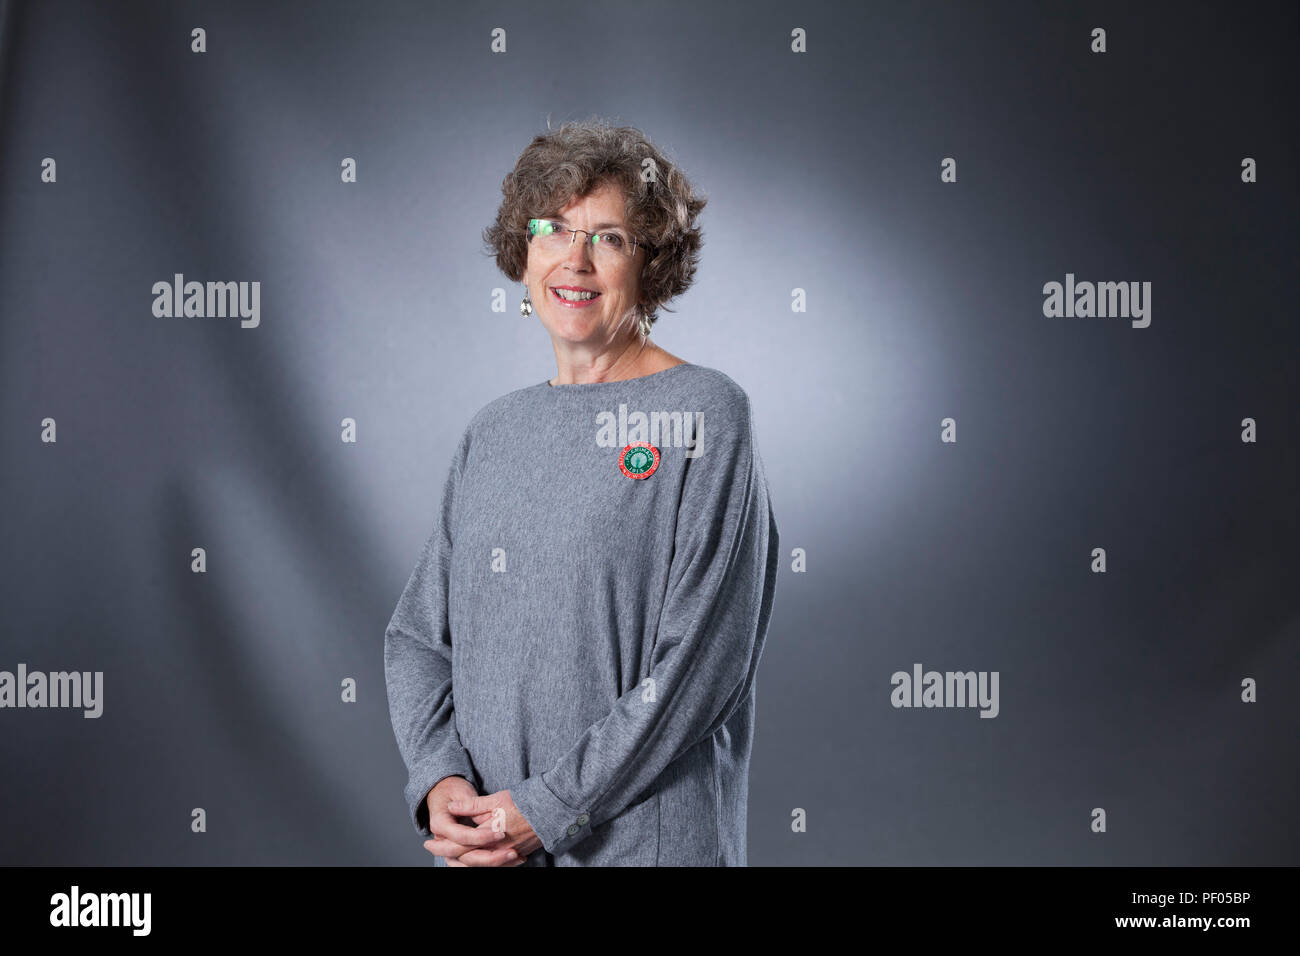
[510,773,592,855]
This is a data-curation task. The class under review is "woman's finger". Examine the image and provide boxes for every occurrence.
[456,846,520,866]
[428,810,508,847]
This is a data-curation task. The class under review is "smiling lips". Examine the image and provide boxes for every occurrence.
[550,286,602,308]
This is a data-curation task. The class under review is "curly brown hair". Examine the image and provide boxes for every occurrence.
[481,117,707,333]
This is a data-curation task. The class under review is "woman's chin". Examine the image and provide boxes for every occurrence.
[542,312,605,341]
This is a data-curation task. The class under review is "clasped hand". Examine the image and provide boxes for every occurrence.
[423,775,543,866]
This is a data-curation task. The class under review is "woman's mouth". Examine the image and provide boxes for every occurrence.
[550,287,602,308]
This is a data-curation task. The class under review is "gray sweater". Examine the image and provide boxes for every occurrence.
[383,362,779,865]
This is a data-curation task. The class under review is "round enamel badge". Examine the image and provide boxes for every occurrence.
[619,442,660,479]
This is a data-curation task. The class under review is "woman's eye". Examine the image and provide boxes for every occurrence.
[598,233,625,247]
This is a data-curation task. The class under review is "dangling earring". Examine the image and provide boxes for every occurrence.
[638,308,651,337]
[520,285,533,317]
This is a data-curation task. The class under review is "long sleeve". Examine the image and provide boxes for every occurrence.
[509,393,779,855]
[384,423,478,837]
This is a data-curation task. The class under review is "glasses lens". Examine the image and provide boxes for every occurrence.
[592,230,632,256]
[530,219,635,258]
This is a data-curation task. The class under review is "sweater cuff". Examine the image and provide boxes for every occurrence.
[510,772,593,855]
[405,751,477,837]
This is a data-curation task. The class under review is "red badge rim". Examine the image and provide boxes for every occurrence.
[619,442,660,479]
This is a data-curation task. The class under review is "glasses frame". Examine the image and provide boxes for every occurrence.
[527,218,654,259]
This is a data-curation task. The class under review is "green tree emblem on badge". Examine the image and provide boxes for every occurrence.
[619,442,660,479]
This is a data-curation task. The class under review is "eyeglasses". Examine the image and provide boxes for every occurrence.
[527,218,651,260]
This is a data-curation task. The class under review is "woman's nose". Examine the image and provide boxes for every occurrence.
[563,235,595,267]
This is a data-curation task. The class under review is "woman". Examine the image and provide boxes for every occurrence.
[383,119,779,866]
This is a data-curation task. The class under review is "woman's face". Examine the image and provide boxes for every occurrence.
[524,180,647,346]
